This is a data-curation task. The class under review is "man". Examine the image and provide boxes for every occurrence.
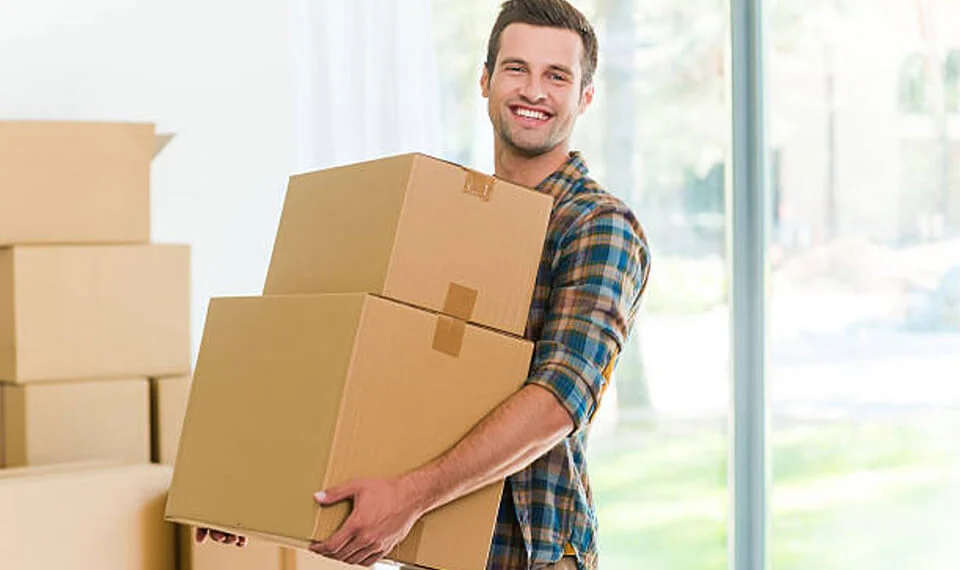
[200,1,649,568]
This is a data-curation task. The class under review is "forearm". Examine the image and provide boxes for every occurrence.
[401,384,572,516]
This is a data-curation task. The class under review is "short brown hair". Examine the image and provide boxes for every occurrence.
[485,0,599,92]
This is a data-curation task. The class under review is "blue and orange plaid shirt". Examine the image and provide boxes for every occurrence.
[487,152,650,570]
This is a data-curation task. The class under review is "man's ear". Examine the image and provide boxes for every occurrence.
[579,83,595,114]
[480,66,490,98]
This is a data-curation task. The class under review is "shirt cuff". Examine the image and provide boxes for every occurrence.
[525,341,606,434]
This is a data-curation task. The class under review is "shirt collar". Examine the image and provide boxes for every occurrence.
[535,151,589,202]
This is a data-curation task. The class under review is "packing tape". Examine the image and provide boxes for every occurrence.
[432,315,466,358]
[462,170,495,202]
[390,520,425,563]
[442,282,478,322]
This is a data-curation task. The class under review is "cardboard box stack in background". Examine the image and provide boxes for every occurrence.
[0,120,190,569]
[167,153,554,570]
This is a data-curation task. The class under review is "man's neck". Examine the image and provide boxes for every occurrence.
[493,142,571,189]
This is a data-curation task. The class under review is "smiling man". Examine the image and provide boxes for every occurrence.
[201,1,650,569]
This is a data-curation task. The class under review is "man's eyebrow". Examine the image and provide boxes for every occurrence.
[499,58,528,67]
[547,64,574,77]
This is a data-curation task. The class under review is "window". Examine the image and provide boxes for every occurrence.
[769,0,960,567]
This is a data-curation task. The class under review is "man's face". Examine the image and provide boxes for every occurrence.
[481,23,594,158]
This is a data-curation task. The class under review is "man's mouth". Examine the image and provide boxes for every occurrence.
[510,105,553,123]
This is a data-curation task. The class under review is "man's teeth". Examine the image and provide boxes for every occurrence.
[515,108,549,120]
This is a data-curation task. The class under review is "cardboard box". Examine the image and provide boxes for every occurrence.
[0,244,191,383]
[0,120,172,246]
[178,525,285,570]
[166,293,533,570]
[151,374,192,465]
[264,153,552,336]
[0,377,150,467]
[0,463,175,570]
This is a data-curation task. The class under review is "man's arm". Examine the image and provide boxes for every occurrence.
[311,203,649,567]
[404,382,572,512]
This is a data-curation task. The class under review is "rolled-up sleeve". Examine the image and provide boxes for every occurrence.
[526,203,650,435]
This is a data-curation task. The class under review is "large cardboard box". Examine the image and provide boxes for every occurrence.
[263,153,552,336]
[0,120,172,246]
[0,244,191,383]
[0,463,175,570]
[178,525,285,570]
[0,377,150,467]
[166,293,533,570]
[151,374,192,465]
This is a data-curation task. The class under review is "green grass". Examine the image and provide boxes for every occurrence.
[588,417,960,570]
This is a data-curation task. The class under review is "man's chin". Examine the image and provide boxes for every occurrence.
[503,136,557,159]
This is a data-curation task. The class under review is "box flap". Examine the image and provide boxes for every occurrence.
[155,133,175,158]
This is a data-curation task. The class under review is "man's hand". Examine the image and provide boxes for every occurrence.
[195,527,247,547]
[309,477,423,567]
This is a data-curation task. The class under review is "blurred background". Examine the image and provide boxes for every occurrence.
[3,0,958,568]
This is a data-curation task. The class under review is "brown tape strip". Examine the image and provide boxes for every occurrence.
[463,170,495,202]
[389,519,425,564]
[442,282,478,321]
[432,315,466,358]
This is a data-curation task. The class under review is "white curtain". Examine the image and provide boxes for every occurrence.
[292,0,444,172]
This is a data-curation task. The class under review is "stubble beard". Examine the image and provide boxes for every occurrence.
[496,113,561,158]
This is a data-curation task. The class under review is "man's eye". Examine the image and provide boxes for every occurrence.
[551,73,569,82]
[506,66,524,73]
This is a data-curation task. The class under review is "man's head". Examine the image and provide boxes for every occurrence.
[481,0,598,158]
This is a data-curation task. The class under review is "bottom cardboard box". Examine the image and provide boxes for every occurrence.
[166,293,529,570]
[0,463,175,570]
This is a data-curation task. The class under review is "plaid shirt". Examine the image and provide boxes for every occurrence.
[487,152,650,570]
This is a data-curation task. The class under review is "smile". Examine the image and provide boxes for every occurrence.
[510,105,552,122]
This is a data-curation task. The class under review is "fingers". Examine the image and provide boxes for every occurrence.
[311,522,356,557]
[358,550,385,567]
[336,532,376,564]
[313,482,358,506]
[200,529,246,547]
[343,542,381,566]
[210,531,236,545]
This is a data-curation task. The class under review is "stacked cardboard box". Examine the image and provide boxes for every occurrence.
[166,153,553,570]
[0,120,190,569]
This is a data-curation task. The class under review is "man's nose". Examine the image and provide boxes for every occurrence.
[519,76,546,103]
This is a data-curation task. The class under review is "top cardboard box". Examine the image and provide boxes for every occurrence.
[263,153,553,336]
[0,120,172,246]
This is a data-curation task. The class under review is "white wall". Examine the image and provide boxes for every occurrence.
[0,0,300,361]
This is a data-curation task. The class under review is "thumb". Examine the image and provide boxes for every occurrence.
[313,482,358,506]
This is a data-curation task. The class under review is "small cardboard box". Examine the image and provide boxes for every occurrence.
[0,120,172,246]
[264,153,552,336]
[0,377,150,467]
[0,244,191,383]
[166,293,533,570]
[150,374,192,465]
[0,463,175,570]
